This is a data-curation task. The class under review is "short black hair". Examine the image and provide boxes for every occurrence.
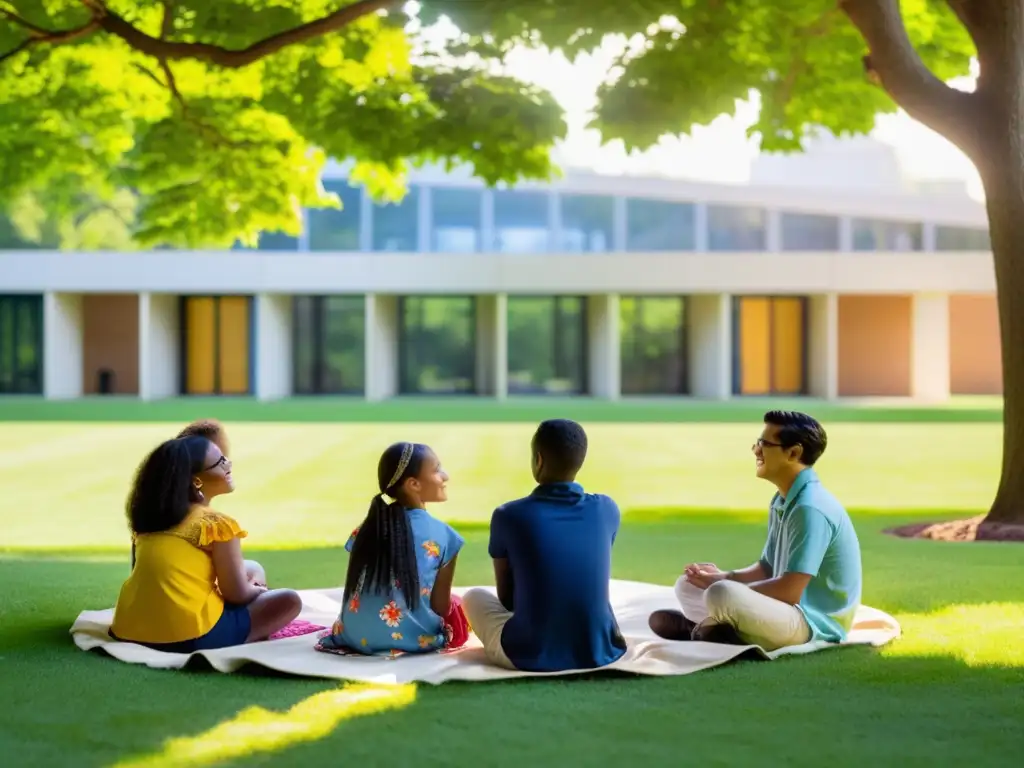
[763,410,827,466]
[533,419,588,479]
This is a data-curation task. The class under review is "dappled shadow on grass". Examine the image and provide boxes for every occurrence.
[3,544,1024,767]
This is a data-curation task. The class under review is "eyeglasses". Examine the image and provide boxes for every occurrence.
[753,438,785,449]
[204,455,230,471]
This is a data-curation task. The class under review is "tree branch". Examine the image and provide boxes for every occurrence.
[840,0,985,159]
[0,6,102,64]
[98,0,397,68]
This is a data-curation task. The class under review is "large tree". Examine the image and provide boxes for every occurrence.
[0,1,1019,525]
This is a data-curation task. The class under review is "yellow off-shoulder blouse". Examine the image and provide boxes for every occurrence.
[111,506,247,645]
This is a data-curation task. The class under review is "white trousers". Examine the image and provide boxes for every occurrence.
[675,577,811,651]
[462,588,516,669]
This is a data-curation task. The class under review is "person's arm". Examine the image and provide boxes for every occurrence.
[494,558,514,611]
[430,555,458,616]
[723,561,770,584]
[748,505,831,606]
[211,538,265,605]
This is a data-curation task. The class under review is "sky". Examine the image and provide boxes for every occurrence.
[498,40,985,201]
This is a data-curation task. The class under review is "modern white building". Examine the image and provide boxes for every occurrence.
[0,152,1000,402]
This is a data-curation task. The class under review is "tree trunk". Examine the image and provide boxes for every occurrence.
[981,136,1024,524]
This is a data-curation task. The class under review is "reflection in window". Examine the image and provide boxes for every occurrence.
[232,231,299,251]
[0,214,53,250]
[399,296,476,394]
[619,297,688,395]
[0,294,43,394]
[373,187,419,252]
[309,180,362,251]
[780,213,839,251]
[293,296,365,395]
[708,205,766,251]
[494,190,550,253]
[559,194,613,252]
[432,187,481,252]
[935,225,991,251]
[507,297,587,394]
[626,198,696,251]
[852,219,923,251]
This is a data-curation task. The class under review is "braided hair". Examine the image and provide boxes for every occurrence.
[343,442,426,610]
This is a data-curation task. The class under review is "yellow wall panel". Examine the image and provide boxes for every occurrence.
[771,298,804,394]
[739,298,771,395]
[185,298,215,394]
[218,297,250,394]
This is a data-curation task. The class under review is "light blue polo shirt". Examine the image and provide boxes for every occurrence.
[759,468,862,642]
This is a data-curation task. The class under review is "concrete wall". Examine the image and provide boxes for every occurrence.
[82,294,139,395]
[687,294,731,399]
[139,293,179,400]
[365,294,398,400]
[950,294,1002,394]
[587,294,620,399]
[43,292,83,399]
[255,294,293,400]
[837,295,912,396]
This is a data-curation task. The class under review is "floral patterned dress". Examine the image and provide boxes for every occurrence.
[318,508,465,656]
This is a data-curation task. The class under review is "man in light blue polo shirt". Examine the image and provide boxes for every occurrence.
[649,410,862,650]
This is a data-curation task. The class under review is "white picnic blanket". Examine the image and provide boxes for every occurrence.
[70,579,901,685]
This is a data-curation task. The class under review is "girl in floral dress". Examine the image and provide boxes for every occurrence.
[317,442,469,656]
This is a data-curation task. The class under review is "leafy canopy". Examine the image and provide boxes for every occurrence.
[0,0,975,249]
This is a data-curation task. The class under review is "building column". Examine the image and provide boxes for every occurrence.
[688,293,731,399]
[587,293,620,399]
[254,294,293,401]
[138,293,180,401]
[808,293,839,400]
[474,294,507,398]
[911,292,951,401]
[365,294,398,400]
[43,292,83,400]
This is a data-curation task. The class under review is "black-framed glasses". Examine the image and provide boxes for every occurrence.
[753,438,784,449]
[204,455,230,471]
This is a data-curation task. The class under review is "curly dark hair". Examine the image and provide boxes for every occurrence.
[177,419,228,454]
[532,418,588,479]
[127,436,211,536]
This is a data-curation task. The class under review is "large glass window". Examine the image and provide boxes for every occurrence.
[507,296,587,394]
[936,225,990,251]
[780,213,839,251]
[0,294,43,394]
[626,198,696,251]
[399,297,476,394]
[293,296,365,394]
[619,297,688,395]
[309,180,362,251]
[708,205,766,250]
[494,190,550,253]
[372,187,419,252]
[559,194,613,252]
[852,219,923,251]
[232,231,300,251]
[432,187,481,252]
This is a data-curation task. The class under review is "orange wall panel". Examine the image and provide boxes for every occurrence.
[771,298,804,394]
[185,297,216,395]
[217,297,250,394]
[949,294,1002,394]
[838,295,911,396]
[82,294,139,395]
[739,298,771,394]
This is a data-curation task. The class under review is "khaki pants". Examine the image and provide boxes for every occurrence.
[675,577,811,651]
[462,588,517,669]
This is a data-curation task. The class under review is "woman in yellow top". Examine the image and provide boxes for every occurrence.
[111,435,302,652]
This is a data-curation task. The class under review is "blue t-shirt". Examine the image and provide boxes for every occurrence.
[322,508,465,655]
[759,468,863,643]
[489,482,627,672]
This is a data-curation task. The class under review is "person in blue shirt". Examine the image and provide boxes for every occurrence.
[649,410,862,651]
[463,418,627,672]
[317,441,467,656]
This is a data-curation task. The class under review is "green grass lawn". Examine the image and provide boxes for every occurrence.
[1,402,1022,767]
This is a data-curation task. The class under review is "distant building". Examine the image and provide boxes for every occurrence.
[0,157,999,401]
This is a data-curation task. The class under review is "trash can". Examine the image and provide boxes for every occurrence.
[97,368,115,395]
